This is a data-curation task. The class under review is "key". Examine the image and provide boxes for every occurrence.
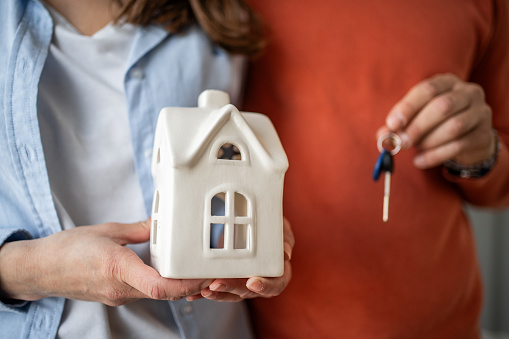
[381,151,393,222]
[372,149,387,181]
[373,132,401,223]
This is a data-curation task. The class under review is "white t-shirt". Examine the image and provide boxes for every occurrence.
[37,5,179,339]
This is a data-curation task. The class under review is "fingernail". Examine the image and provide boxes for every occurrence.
[201,289,213,298]
[209,283,226,292]
[387,111,406,131]
[284,243,292,260]
[187,295,202,302]
[200,279,214,289]
[247,279,264,293]
[413,155,427,168]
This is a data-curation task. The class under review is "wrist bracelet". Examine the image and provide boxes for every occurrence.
[444,129,500,179]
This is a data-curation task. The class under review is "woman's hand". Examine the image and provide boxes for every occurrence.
[380,73,496,168]
[191,217,295,302]
[0,220,212,306]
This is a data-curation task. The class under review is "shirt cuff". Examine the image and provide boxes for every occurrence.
[0,229,33,312]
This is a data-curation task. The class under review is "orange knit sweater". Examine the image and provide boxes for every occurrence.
[243,0,509,338]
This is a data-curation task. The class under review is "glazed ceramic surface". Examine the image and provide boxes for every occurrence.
[150,90,288,278]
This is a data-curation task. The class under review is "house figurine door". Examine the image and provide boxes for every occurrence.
[150,90,288,278]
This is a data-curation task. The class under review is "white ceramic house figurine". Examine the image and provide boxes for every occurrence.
[150,90,288,278]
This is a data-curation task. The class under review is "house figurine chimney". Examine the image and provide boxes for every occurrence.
[150,90,288,278]
[198,89,230,108]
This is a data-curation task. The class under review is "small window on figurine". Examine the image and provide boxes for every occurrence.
[233,193,249,249]
[210,193,226,249]
[234,192,247,216]
[234,224,248,249]
[152,220,158,245]
[151,190,160,245]
[217,143,242,160]
[208,191,252,253]
[210,223,225,248]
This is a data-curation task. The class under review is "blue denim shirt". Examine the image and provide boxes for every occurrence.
[0,1,252,338]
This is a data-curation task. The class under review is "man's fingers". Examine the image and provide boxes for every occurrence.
[201,218,295,302]
[386,73,460,131]
[414,126,494,168]
[403,80,487,149]
[202,271,292,301]
[247,260,292,297]
[206,279,256,299]
[200,289,246,302]
[404,91,471,147]
[415,107,480,151]
[283,217,294,260]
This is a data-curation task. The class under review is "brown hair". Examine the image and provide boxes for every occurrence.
[114,0,265,57]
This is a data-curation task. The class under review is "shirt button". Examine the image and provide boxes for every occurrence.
[130,67,144,79]
[181,303,193,315]
[144,149,153,159]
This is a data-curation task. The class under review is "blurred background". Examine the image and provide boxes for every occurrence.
[477,0,509,335]
[468,206,509,338]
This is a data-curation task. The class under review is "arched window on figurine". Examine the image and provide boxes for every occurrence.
[217,142,242,160]
[208,190,253,254]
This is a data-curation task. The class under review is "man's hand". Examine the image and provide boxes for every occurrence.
[189,217,294,302]
[380,73,496,169]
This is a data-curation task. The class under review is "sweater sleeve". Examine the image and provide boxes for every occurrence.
[444,141,509,208]
[445,0,509,208]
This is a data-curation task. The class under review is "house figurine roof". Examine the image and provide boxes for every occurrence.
[152,90,288,173]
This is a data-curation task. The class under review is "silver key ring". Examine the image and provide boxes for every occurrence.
[377,132,402,156]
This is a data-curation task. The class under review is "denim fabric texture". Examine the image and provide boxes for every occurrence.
[0,1,252,338]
